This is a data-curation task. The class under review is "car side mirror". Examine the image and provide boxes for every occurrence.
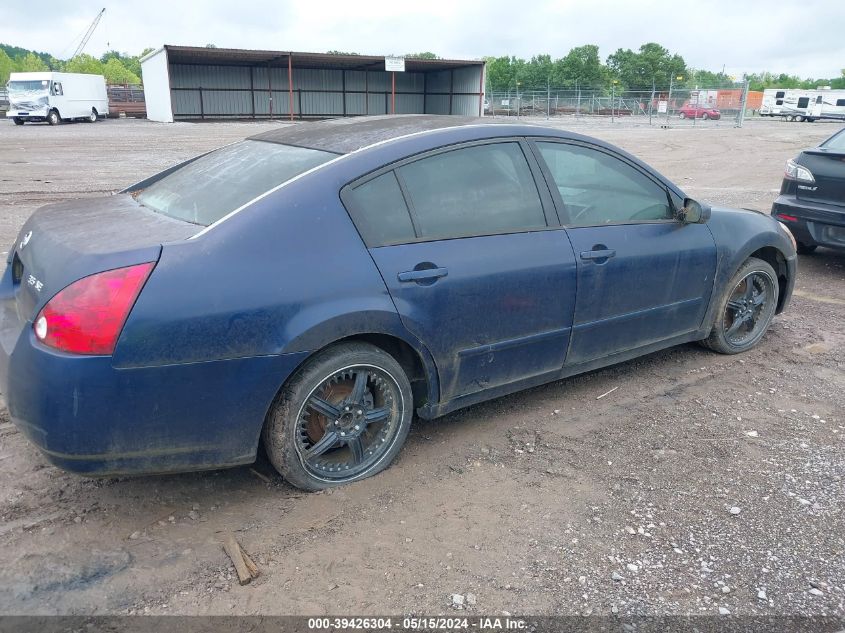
[678,198,711,224]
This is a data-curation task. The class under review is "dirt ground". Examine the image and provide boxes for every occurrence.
[0,115,843,618]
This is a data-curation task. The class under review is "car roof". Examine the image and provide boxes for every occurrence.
[249,115,517,154]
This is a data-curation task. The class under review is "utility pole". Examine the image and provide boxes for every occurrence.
[547,76,550,120]
[666,75,674,124]
[736,77,749,128]
[649,77,655,125]
[576,81,581,118]
[611,82,615,123]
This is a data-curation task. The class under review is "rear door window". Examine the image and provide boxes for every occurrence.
[343,172,416,247]
[396,142,547,241]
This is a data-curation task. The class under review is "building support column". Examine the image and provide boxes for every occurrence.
[288,54,294,121]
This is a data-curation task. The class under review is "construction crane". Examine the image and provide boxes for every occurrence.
[72,8,106,58]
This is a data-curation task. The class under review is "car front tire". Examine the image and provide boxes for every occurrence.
[679,112,686,119]
[47,110,60,126]
[13,118,24,126]
[701,257,779,355]
[262,342,413,490]
[702,113,710,120]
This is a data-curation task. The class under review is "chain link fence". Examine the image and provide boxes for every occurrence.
[486,84,759,126]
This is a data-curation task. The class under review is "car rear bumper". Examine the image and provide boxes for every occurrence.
[0,268,307,475]
[772,194,845,251]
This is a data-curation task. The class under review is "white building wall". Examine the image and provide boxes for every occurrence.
[140,48,173,123]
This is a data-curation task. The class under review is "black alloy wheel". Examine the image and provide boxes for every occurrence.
[702,257,779,354]
[263,343,413,490]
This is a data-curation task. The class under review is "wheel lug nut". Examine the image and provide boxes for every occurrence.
[354,425,360,431]
[334,420,339,426]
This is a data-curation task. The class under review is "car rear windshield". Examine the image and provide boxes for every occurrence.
[134,140,336,226]
[821,130,845,151]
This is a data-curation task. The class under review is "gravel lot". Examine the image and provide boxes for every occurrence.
[0,116,843,619]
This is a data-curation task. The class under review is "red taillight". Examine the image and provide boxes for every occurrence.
[33,262,155,355]
[778,214,798,222]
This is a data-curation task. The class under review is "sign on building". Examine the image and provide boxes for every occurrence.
[657,100,668,113]
[385,56,405,72]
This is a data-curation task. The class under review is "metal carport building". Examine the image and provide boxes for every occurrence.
[140,46,486,123]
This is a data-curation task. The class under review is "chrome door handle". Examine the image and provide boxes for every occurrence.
[580,249,616,260]
[397,267,448,282]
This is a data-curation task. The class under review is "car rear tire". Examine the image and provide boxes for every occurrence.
[701,257,779,355]
[13,118,24,126]
[679,112,686,119]
[88,109,98,123]
[47,110,60,126]
[796,242,818,255]
[262,342,413,491]
[702,113,710,120]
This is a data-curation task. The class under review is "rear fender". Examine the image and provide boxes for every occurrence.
[282,309,441,410]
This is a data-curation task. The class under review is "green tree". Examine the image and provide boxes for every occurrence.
[607,43,686,90]
[64,54,104,75]
[523,54,553,89]
[101,50,142,78]
[0,49,14,84]
[746,72,805,92]
[687,69,735,89]
[102,57,140,84]
[405,52,439,59]
[553,44,606,88]
[18,51,49,72]
[484,56,515,92]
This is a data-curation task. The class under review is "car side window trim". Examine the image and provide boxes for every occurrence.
[526,138,679,228]
[340,138,562,247]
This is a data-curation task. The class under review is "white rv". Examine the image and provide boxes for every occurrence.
[760,88,845,122]
[6,72,109,125]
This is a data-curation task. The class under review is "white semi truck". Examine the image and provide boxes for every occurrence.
[760,88,845,122]
[6,72,109,125]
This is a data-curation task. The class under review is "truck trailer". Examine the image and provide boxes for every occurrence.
[6,72,109,125]
[760,88,845,122]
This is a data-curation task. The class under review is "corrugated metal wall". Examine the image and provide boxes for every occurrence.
[168,63,483,119]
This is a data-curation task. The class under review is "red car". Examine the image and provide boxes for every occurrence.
[679,103,721,120]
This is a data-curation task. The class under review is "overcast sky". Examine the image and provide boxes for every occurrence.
[2,0,843,79]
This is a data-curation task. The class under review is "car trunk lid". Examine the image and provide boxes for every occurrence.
[797,149,845,208]
[8,194,198,322]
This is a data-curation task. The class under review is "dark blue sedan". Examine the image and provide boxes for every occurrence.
[0,116,797,489]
